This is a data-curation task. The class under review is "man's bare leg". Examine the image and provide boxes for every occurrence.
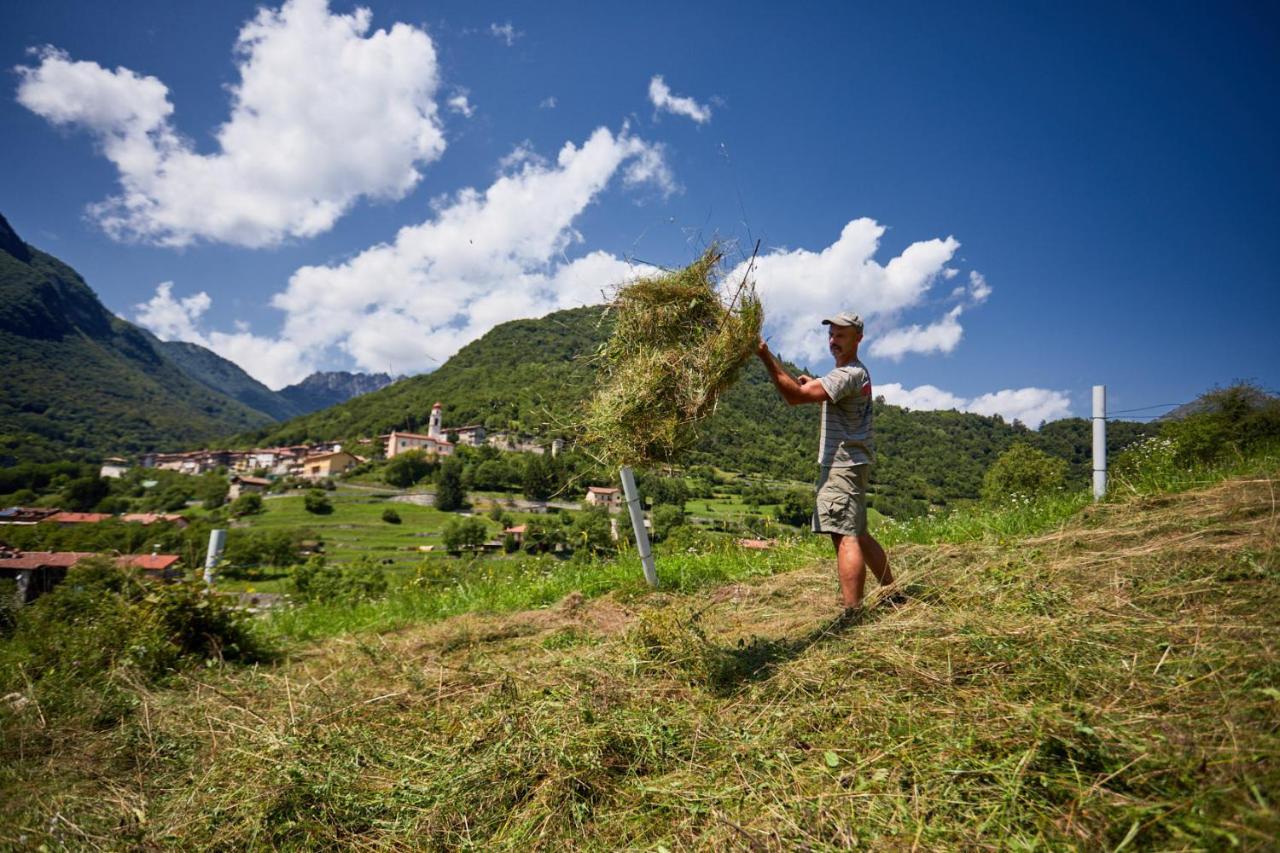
[857,532,893,587]
[830,533,867,608]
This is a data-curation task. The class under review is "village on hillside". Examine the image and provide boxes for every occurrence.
[0,400,668,606]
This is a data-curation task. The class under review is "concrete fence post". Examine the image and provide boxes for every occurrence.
[619,466,658,588]
[1092,385,1107,501]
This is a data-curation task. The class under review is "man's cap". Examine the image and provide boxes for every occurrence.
[821,312,864,332]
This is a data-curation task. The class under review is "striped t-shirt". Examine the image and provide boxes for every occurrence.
[816,360,874,467]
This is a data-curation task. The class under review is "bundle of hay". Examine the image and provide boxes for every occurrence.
[582,246,763,468]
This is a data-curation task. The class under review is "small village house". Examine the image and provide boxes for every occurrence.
[585,486,622,513]
[504,524,526,546]
[0,549,182,605]
[228,475,272,500]
[100,456,130,478]
[300,450,361,480]
[453,424,487,446]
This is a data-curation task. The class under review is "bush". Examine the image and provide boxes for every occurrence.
[229,492,264,517]
[384,450,435,487]
[981,443,1068,505]
[522,520,565,555]
[1161,384,1280,467]
[775,488,814,527]
[0,558,267,723]
[221,528,305,576]
[651,504,686,541]
[662,523,716,554]
[569,508,615,556]
[291,556,387,604]
[381,507,402,524]
[442,517,489,552]
[304,490,333,515]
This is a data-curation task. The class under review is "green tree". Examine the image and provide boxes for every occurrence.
[775,488,814,527]
[197,473,228,510]
[522,454,556,501]
[569,507,615,556]
[381,507,402,524]
[384,450,434,488]
[228,492,263,517]
[61,476,110,512]
[521,520,564,554]
[651,504,686,541]
[436,458,467,511]
[304,489,333,515]
[442,517,488,552]
[981,443,1069,504]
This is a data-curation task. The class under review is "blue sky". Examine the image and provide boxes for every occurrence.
[3,0,1277,426]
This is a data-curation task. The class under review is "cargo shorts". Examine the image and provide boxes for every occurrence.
[812,464,869,537]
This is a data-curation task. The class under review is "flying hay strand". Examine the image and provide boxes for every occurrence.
[582,246,762,468]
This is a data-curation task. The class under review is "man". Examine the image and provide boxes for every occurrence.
[756,312,893,614]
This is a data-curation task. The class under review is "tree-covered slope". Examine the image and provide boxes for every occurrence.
[145,334,306,422]
[0,214,274,464]
[238,304,1154,506]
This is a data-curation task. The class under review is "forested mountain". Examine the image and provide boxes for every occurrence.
[238,305,1154,509]
[278,371,399,413]
[144,333,306,422]
[0,214,273,464]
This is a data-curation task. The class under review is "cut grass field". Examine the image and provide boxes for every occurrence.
[2,464,1277,847]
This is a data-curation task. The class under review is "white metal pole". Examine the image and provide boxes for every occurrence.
[204,528,226,586]
[619,466,658,588]
[1092,385,1107,501]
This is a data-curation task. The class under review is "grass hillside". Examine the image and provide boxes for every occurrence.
[3,463,1276,847]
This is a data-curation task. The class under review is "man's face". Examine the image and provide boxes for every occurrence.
[828,324,860,362]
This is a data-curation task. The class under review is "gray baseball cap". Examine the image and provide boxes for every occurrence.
[821,312,864,332]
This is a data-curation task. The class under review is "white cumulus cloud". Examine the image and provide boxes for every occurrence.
[879,383,1071,427]
[870,306,965,361]
[730,218,962,367]
[134,126,670,388]
[16,0,445,247]
[647,75,712,124]
[447,91,475,118]
[968,270,992,304]
[539,96,558,109]
[135,282,211,342]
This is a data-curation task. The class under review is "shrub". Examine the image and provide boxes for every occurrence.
[229,492,264,517]
[304,490,333,515]
[1161,384,1280,467]
[651,504,686,541]
[381,507,402,524]
[775,488,814,527]
[291,555,387,604]
[569,507,615,556]
[442,517,489,552]
[0,558,266,723]
[981,443,1068,505]
[385,450,435,487]
[221,528,305,576]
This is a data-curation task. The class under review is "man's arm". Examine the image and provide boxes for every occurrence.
[756,340,830,405]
